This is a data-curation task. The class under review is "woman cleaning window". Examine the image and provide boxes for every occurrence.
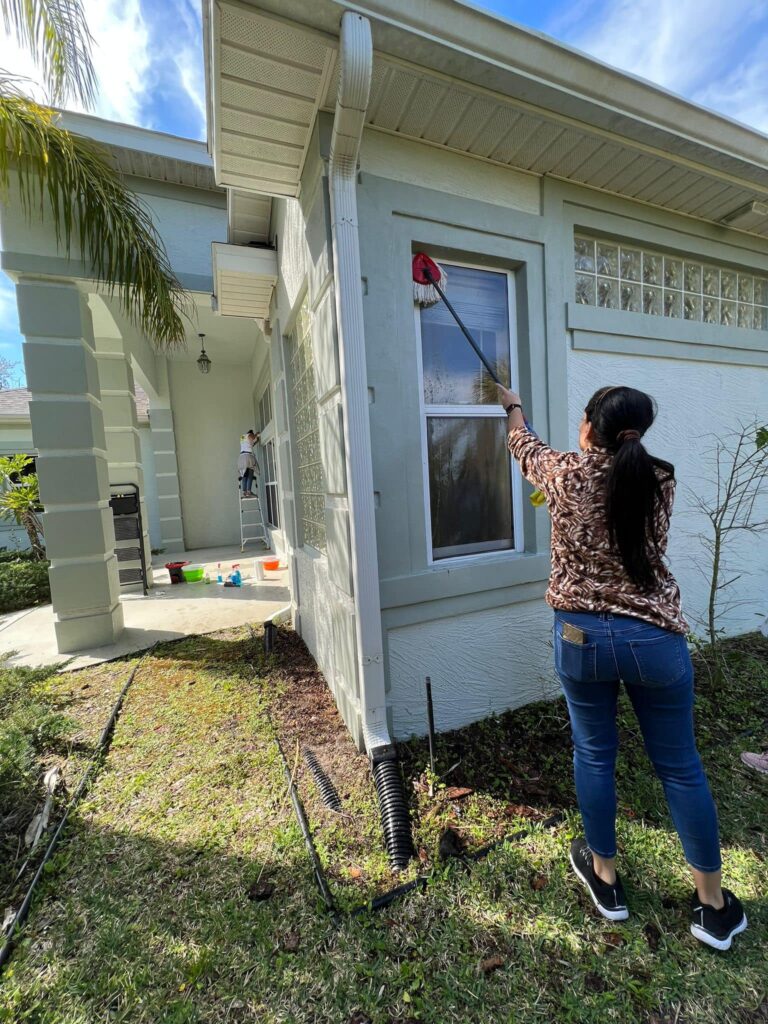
[497,382,747,952]
[237,430,260,499]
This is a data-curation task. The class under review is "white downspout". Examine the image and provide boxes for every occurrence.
[328,12,390,756]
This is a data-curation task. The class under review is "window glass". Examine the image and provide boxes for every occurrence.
[420,266,510,404]
[418,262,517,561]
[427,417,513,559]
[575,233,768,331]
[264,439,279,529]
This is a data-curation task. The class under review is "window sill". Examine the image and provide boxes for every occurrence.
[379,550,550,609]
[567,302,768,363]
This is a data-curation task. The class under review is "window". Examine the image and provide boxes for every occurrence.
[264,439,279,529]
[574,234,768,330]
[417,262,520,561]
[288,298,326,552]
[259,387,273,431]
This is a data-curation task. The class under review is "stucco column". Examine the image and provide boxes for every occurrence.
[149,358,185,552]
[16,279,124,652]
[94,337,153,577]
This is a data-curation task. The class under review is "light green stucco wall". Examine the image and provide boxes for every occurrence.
[354,130,768,739]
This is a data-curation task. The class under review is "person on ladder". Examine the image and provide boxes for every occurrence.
[237,429,260,499]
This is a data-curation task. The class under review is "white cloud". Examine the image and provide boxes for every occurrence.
[548,0,768,132]
[0,0,152,126]
[172,45,207,140]
[71,0,151,125]
[693,48,768,134]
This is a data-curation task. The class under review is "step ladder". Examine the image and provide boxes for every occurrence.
[109,483,149,595]
[239,488,270,551]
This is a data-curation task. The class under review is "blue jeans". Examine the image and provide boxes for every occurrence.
[241,468,255,495]
[554,610,721,873]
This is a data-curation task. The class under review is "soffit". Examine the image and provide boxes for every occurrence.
[228,190,273,246]
[58,111,220,192]
[211,2,768,238]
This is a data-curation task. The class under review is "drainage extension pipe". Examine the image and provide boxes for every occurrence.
[371,748,415,870]
[274,735,336,913]
[329,9,414,869]
[0,656,145,971]
[304,748,343,812]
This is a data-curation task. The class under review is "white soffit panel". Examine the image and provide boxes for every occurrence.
[212,242,277,319]
[214,4,337,196]
[211,2,768,234]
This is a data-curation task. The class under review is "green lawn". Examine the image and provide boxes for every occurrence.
[0,628,766,1024]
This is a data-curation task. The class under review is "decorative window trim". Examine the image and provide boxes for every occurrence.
[258,386,273,434]
[414,258,524,567]
[287,298,326,553]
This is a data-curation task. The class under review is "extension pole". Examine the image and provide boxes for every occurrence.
[422,265,502,385]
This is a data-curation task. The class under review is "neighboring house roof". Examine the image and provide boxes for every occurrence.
[205,0,768,239]
[0,387,151,423]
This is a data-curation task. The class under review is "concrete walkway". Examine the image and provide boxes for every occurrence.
[0,546,290,670]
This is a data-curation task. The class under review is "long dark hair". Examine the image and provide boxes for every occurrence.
[585,386,674,590]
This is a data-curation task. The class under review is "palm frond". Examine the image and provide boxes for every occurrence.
[0,97,189,348]
[1,0,96,106]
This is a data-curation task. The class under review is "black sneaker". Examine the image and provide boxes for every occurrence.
[690,889,747,951]
[569,838,629,921]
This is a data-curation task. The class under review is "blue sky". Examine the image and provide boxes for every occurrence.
[2,0,767,384]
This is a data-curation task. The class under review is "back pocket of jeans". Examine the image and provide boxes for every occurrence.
[628,633,686,686]
[555,626,597,682]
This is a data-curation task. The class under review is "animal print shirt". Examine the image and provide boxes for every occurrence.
[507,426,688,634]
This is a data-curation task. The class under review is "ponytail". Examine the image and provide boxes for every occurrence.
[585,387,674,590]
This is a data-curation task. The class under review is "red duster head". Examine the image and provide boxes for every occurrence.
[412,253,446,306]
[412,252,442,285]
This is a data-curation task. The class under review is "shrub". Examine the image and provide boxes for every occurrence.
[0,558,51,613]
[0,548,38,564]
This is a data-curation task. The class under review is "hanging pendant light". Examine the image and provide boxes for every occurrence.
[196,333,211,374]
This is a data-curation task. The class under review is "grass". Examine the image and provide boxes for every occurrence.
[0,628,766,1023]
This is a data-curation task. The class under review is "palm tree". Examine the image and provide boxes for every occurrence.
[0,0,188,347]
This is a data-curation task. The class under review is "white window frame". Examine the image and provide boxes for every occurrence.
[263,437,279,529]
[258,385,273,434]
[414,259,524,567]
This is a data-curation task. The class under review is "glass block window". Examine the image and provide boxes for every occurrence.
[418,263,518,561]
[288,299,326,552]
[264,439,279,529]
[258,387,272,431]
[574,234,768,330]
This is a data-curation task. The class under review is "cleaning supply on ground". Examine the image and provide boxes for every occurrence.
[165,561,189,584]
[217,563,222,584]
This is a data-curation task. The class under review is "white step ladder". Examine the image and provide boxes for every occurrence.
[239,488,270,551]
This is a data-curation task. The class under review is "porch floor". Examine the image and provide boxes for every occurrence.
[0,546,290,670]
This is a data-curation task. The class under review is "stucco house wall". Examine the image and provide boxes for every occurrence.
[354,130,768,740]
[168,359,255,550]
[269,122,362,747]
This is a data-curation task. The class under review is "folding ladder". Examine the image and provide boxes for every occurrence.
[239,488,269,551]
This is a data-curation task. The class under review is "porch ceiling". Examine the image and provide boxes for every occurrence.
[206,0,768,240]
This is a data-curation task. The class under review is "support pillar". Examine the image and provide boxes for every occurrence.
[17,279,124,652]
[148,358,185,552]
[94,337,153,578]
